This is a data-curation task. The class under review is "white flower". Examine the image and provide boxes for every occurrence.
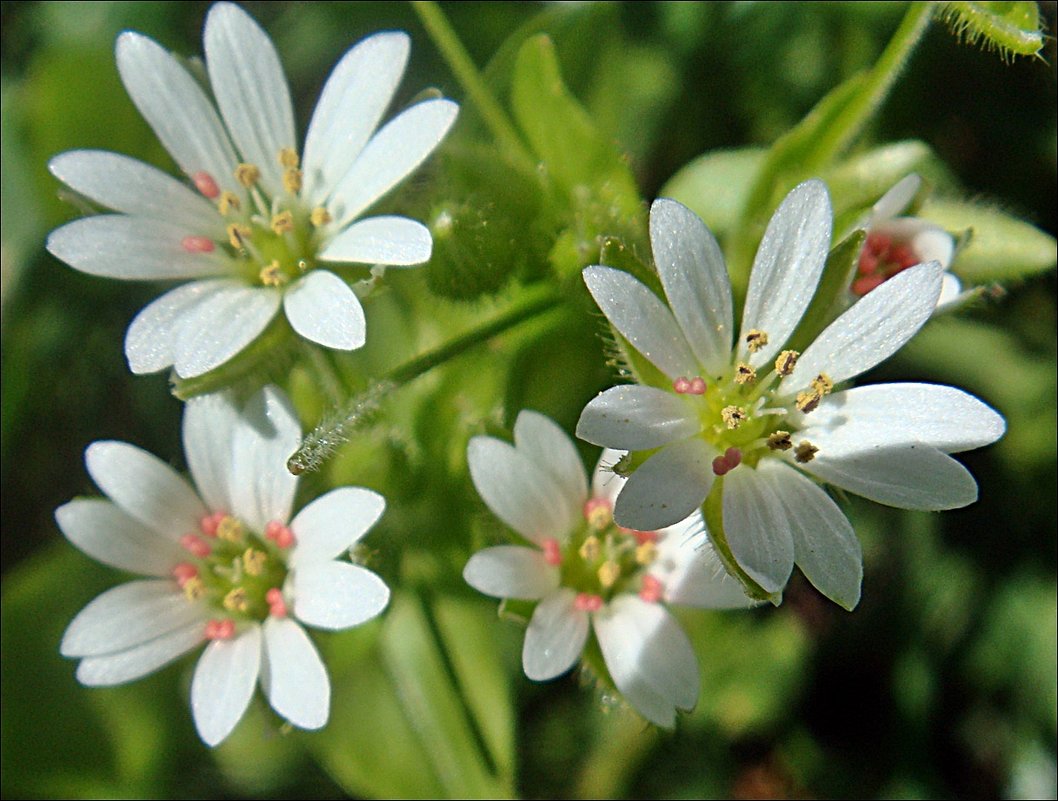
[57,386,390,746]
[463,411,753,727]
[46,2,458,378]
[576,181,1005,608]
[853,174,963,308]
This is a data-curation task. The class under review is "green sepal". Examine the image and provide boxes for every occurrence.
[936,1,1046,59]
[702,479,781,606]
[920,199,1057,281]
[785,230,866,354]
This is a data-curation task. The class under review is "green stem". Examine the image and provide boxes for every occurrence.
[411,1,535,171]
[288,286,563,474]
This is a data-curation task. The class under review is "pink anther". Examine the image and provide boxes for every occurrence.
[200,512,226,537]
[266,588,288,618]
[724,447,742,468]
[673,376,692,394]
[180,533,211,558]
[542,537,563,567]
[852,274,885,296]
[712,455,731,476]
[265,520,296,549]
[688,377,707,395]
[172,562,199,586]
[890,244,917,270]
[865,232,890,256]
[574,593,604,612]
[192,171,220,199]
[205,619,235,640]
[639,574,664,603]
[181,236,215,254]
[632,530,659,545]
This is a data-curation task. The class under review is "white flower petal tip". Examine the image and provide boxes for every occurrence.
[59,385,390,742]
[53,9,453,371]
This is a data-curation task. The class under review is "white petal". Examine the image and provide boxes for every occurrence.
[125,280,238,375]
[75,620,205,686]
[756,461,861,610]
[262,617,329,730]
[289,487,385,566]
[319,215,432,267]
[85,440,205,539]
[191,625,262,747]
[292,561,390,630]
[594,595,698,727]
[182,391,241,514]
[283,270,366,350]
[651,198,733,373]
[49,150,225,236]
[910,223,955,269]
[522,589,588,681]
[871,174,920,221]
[303,32,410,204]
[56,499,184,576]
[722,466,795,594]
[61,580,201,657]
[577,385,700,450]
[652,521,756,609]
[613,438,715,531]
[329,98,458,227]
[800,383,1005,455]
[514,410,587,529]
[583,265,699,381]
[797,442,979,511]
[172,284,281,378]
[204,2,296,197]
[463,546,560,600]
[739,179,832,367]
[781,261,944,395]
[467,436,577,545]
[591,448,630,506]
[47,215,226,280]
[936,273,963,309]
[115,32,242,199]
[230,387,301,532]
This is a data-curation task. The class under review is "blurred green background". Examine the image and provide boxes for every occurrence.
[2,2,1055,798]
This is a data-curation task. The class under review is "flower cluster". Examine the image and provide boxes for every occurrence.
[59,387,390,746]
[464,411,754,727]
[47,2,457,378]
[577,183,1004,607]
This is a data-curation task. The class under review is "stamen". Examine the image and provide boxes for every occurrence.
[180,533,211,559]
[172,562,199,586]
[597,560,621,588]
[234,163,260,188]
[583,497,613,529]
[632,530,658,545]
[795,389,823,414]
[541,537,562,567]
[734,362,757,385]
[205,619,236,640]
[767,431,793,451]
[259,261,287,287]
[200,512,226,537]
[218,191,240,215]
[310,207,332,227]
[794,440,819,463]
[282,167,303,194]
[688,377,707,395]
[192,171,220,199]
[216,516,244,543]
[724,446,742,469]
[673,376,691,394]
[574,593,603,612]
[852,274,885,296]
[182,577,206,601]
[227,222,252,249]
[222,587,250,613]
[265,521,296,549]
[745,329,769,352]
[266,587,288,618]
[721,405,747,429]
[635,540,658,565]
[775,350,800,377]
[181,236,215,254]
[811,373,834,395]
[271,211,295,235]
[277,148,300,169]
[579,535,601,563]
[639,574,664,603]
[242,548,268,577]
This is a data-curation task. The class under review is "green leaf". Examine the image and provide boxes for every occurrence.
[936,2,1046,59]
[919,199,1057,281]
[660,148,766,237]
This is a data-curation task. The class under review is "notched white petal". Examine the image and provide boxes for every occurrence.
[463,546,559,601]
[319,216,431,267]
[191,625,262,747]
[722,466,795,595]
[56,499,184,577]
[293,561,390,630]
[262,618,329,730]
[514,410,588,511]
[612,438,715,531]
[283,271,366,351]
[75,621,205,687]
[577,385,699,451]
[173,285,281,378]
[523,589,588,681]
[290,487,385,566]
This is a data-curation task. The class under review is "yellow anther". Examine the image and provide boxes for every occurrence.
[271,210,295,235]
[234,163,261,188]
[259,261,287,287]
[277,147,300,169]
[585,503,612,530]
[597,560,621,589]
[794,440,819,463]
[775,350,800,376]
[282,167,303,194]
[795,389,823,414]
[734,362,757,385]
[721,405,747,429]
[223,587,251,613]
[635,541,658,565]
[811,373,834,396]
[745,329,769,353]
[242,548,268,576]
[217,191,240,215]
[216,516,244,543]
[182,577,205,601]
[310,206,333,227]
[579,535,601,563]
[227,222,252,249]
[767,430,793,451]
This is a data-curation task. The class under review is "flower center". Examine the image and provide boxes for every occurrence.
[853,231,919,296]
[183,150,334,288]
[174,512,295,637]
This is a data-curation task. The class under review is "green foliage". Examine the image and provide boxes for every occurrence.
[937,2,1046,59]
